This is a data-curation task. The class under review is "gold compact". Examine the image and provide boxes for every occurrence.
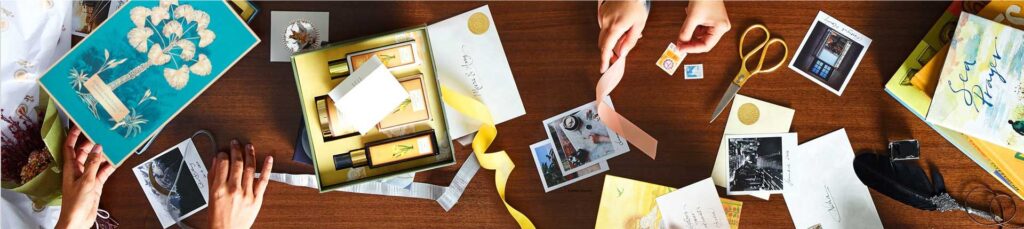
[347,41,419,71]
[327,59,350,78]
[378,75,431,130]
[315,95,358,140]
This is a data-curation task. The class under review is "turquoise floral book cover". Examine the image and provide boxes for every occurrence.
[38,0,259,165]
[927,13,1024,153]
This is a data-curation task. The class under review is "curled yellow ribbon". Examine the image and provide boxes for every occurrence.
[440,86,535,228]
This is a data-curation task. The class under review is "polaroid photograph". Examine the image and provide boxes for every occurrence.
[543,97,629,174]
[132,139,210,228]
[530,139,609,192]
[788,11,871,96]
[725,132,796,195]
[71,0,114,37]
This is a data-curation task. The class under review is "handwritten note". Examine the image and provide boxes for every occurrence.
[656,178,730,229]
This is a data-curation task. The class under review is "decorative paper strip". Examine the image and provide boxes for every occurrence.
[262,154,480,211]
[439,86,536,228]
[596,58,658,158]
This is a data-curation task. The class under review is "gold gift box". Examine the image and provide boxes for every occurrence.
[290,26,454,191]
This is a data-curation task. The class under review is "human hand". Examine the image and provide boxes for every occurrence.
[597,0,648,73]
[208,140,273,229]
[677,0,731,53]
[56,126,115,229]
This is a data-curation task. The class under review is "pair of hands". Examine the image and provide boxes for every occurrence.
[55,126,272,229]
[598,0,731,72]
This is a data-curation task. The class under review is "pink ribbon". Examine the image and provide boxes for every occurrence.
[596,58,658,159]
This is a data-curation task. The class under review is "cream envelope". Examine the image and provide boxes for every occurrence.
[595,175,676,229]
[783,129,882,228]
[426,5,526,140]
[710,94,794,200]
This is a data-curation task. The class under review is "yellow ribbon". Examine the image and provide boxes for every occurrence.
[440,86,535,228]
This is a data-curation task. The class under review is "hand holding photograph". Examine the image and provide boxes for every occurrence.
[725,133,797,195]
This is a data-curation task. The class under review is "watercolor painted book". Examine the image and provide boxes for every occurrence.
[926,13,1024,153]
[38,0,259,166]
[884,1,1024,199]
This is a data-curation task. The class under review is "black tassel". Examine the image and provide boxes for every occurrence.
[853,152,1001,221]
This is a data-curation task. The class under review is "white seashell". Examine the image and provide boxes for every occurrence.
[190,54,211,76]
[130,7,151,28]
[149,6,169,24]
[162,20,182,38]
[159,0,178,8]
[177,40,195,61]
[194,11,210,31]
[148,44,170,65]
[173,5,193,20]
[163,66,190,90]
[198,29,215,47]
[128,27,154,52]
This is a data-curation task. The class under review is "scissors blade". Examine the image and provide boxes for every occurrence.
[710,84,741,123]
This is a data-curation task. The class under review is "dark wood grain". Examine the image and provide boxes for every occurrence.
[96,1,1010,228]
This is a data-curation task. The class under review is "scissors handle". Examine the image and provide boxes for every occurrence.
[734,25,789,87]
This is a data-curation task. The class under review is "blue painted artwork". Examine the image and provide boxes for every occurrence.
[38,0,259,165]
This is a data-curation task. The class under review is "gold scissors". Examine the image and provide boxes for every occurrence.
[709,24,789,123]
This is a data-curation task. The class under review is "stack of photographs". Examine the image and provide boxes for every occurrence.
[530,97,628,192]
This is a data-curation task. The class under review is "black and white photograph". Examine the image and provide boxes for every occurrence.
[530,140,609,192]
[789,11,871,96]
[132,140,210,228]
[726,133,796,195]
[542,97,629,174]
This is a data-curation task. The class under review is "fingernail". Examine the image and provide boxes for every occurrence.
[247,144,254,152]
[231,139,239,147]
[267,156,274,164]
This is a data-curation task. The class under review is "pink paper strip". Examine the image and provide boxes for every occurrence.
[596,58,658,159]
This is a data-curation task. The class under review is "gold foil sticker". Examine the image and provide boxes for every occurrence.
[467,12,489,35]
[738,103,760,125]
[83,75,129,122]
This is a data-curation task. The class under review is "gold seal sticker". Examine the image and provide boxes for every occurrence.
[467,12,489,35]
[738,103,760,125]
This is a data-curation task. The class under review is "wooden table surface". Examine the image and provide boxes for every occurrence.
[95,1,1012,228]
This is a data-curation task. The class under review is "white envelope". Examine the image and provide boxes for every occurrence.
[656,178,730,229]
[328,56,409,134]
[711,94,794,200]
[426,6,526,140]
[784,129,882,229]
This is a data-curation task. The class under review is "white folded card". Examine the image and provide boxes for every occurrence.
[328,56,409,134]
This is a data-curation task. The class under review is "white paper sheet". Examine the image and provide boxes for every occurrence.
[329,56,409,134]
[783,129,882,229]
[656,178,730,229]
[711,94,794,200]
[426,5,526,140]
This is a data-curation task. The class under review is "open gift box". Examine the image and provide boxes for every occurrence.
[290,6,514,191]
